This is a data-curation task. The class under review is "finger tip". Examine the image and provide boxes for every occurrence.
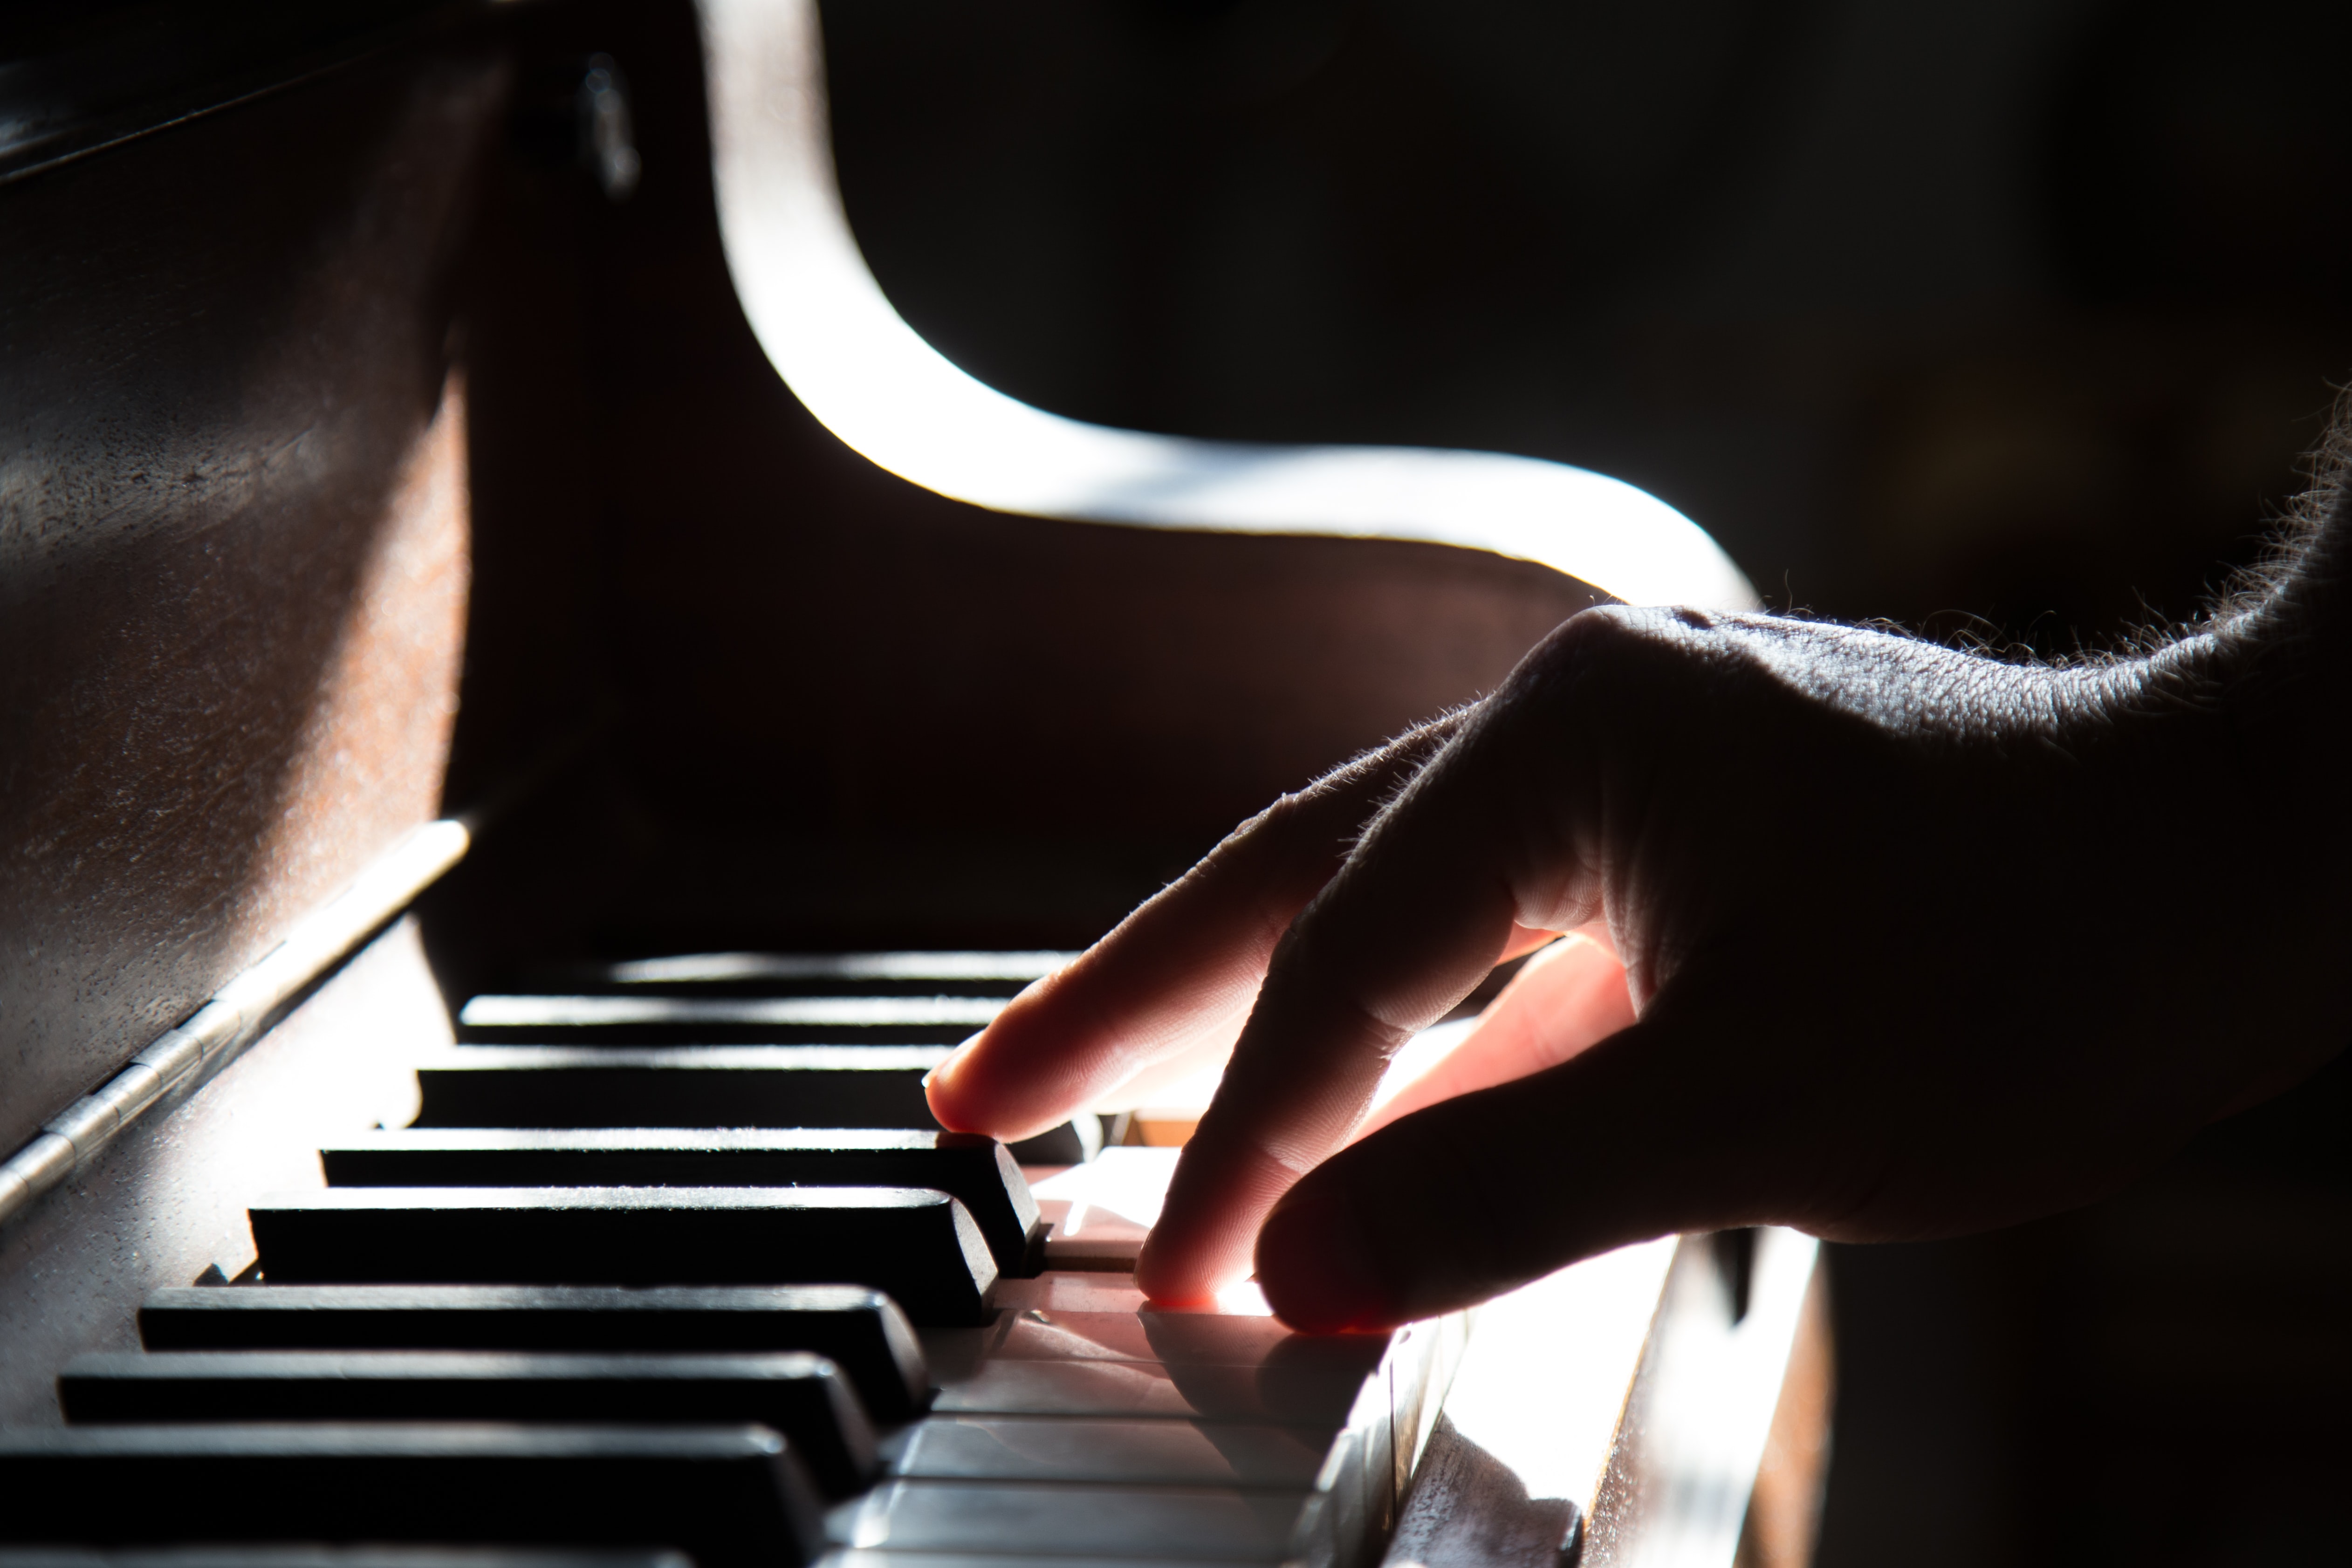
[924,1023,1096,1142]
[922,1092,977,1136]
[921,1027,997,1123]
[1133,1231,1238,1309]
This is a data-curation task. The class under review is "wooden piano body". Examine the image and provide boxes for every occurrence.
[0,1,1823,1563]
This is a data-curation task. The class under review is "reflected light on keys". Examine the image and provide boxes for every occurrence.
[1211,1279,1275,1317]
[1442,1239,1679,1512]
[1030,1148,1179,1231]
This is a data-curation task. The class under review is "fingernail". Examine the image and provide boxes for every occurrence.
[1255,1182,1395,1334]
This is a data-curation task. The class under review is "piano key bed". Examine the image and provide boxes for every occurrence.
[0,953,1468,1568]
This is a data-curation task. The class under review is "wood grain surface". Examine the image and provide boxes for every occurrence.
[0,45,495,1152]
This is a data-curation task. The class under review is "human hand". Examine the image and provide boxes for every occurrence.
[927,604,2349,1330]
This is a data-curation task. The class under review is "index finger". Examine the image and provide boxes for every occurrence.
[924,714,1467,1142]
[1136,673,1604,1303]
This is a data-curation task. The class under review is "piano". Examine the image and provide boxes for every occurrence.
[0,2,1824,1564]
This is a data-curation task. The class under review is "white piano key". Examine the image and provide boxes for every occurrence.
[983,1272,1147,1314]
[885,1416,1337,1487]
[830,1480,1316,1561]
[987,1272,1273,1315]
[981,1308,1389,1371]
[931,1356,1368,1423]
[923,1306,1382,1382]
[1032,1197,1145,1270]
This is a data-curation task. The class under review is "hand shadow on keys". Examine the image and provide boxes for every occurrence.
[1136,1314,1392,1486]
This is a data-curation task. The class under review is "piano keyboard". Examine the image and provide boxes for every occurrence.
[0,952,1461,1568]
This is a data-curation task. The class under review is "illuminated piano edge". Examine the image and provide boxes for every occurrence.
[0,821,473,1235]
[1021,1147,1823,1568]
[697,0,1760,616]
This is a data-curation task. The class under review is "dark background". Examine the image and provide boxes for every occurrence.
[816,2,2352,1563]
[826,0,2352,650]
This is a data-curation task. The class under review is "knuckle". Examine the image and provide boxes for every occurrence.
[1541,602,1717,665]
[1216,780,1335,871]
[1510,605,1733,724]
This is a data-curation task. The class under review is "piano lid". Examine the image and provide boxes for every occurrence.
[697,0,1757,612]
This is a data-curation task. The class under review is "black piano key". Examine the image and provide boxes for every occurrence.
[137,1285,929,1421]
[58,1350,877,1496]
[455,994,1005,1046]
[1003,1116,1101,1168]
[408,1049,1104,1163]
[247,1186,999,1326]
[0,1425,824,1568]
[317,1130,1044,1274]
[410,1047,945,1129]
